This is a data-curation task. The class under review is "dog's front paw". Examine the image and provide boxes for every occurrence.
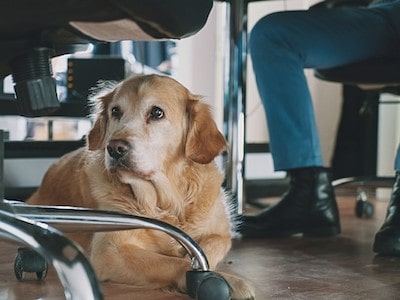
[220,272,255,300]
[230,279,255,300]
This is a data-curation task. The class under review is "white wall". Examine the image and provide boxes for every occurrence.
[378,93,400,176]
[173,3,232,132]
[173,7,217,95]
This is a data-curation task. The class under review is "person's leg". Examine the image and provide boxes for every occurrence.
[395,146,400,172]
[250,7,399,171]
[374,145,400,256]
[241,5,400,238]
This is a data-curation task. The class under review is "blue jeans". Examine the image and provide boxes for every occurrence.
[250,2,400,172]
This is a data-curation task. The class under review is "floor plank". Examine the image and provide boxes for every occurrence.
[1,188,399,299]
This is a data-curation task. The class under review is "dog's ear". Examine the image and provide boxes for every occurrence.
[186,99,227,164]
[87,91,113,151]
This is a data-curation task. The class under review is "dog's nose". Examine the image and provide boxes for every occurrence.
[107,139,130,159]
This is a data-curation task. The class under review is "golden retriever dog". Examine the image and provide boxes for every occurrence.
[27,74,255,299]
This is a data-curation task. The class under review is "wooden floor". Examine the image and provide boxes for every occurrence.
[1,188,400,299]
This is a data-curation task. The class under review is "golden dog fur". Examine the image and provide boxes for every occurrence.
[27,74,254,299]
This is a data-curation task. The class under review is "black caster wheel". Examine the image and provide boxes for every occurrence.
[186,270,232,300]
[355,191,374,218]
[14,247,48,281]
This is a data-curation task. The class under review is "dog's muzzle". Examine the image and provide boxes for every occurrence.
[107,139,130,160]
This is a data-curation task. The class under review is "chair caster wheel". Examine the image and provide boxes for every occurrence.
[14,247,48,281]
[186,270,232,300]
[355,191,374,218]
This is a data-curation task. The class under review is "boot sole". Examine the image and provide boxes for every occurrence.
[241,225,341,238]
[303,226,341,237]
[373,237,400,256]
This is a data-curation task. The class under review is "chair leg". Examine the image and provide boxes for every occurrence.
[333,175,395,218]
[8,200,210,271]
[0,202,103,300]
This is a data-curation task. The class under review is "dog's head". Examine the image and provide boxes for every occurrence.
[87,74,226,181]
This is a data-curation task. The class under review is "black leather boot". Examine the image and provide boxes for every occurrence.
[373,172,400,256]
[240,167,341,238]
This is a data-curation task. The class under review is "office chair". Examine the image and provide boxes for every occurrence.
[0,0,214,117]
[0,1,234,299]
[315,58,399,218]
[313,0,400,218]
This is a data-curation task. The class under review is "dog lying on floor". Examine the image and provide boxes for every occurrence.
[27,74,255,299]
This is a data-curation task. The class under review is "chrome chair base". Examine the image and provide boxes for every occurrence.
[2,199,232,300]
[332,176,395,218]
[0,200,103,300]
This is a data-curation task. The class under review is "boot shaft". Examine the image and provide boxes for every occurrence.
[287,167,336,208]
[385,172,400,214]
[390,172,400,205]
[240,166,341,237]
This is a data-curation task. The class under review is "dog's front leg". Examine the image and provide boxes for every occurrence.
[90,231,191,292]
[196,234,232,270]
[198,235,255,300]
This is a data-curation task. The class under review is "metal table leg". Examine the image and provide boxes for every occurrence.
[222,0,248,215]
[0,130,4,200]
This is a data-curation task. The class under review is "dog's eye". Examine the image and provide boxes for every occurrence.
[149,106,164,120]
[111,106,122,119]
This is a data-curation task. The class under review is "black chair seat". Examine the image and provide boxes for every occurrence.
[315,58,400,85]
